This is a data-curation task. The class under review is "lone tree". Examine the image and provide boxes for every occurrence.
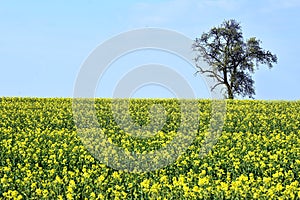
[193,19,277,99]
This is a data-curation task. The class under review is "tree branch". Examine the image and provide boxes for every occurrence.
[211,82,225,91]
[196,65,224,83]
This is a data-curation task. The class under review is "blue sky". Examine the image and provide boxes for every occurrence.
[0,0,299,100]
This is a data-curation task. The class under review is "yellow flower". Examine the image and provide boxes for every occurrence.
[220,182,228,191]
[42,189,49,198]
[141,179,150,190]
[96,175,106,184]
[198,177,209,186]
[275,183,283,192]
[200,170,206,176]
[263,177,271,184]
[128,182,133,188]
[178,175,185,186]
[150,183,160,193]
[112,171,120,179]
[253,192,260,199]
[55,175,63,184]
[121,191,127,198]
[159,175,168,183]
[3,166,10,172]
[31,182,37,189]
[90,192,96,198]
[66,193,73,200]
[183,185,189,197]
[69,180,76,187]
[1,176,6,184]
[238,174,248,182]
[35,188,42,196]
[192,185,200,193]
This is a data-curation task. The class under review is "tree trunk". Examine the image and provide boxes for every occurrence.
[223,67,234,99]
[228,89,234,99]
[225,82,234,99]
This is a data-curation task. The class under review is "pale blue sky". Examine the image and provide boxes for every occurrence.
[0,0,299,100]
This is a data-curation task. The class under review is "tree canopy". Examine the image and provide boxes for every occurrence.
[193,19,277,99]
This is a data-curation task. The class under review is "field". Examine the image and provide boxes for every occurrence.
[1,97,300,199]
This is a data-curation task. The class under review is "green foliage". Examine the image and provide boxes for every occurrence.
[1,97,300,199]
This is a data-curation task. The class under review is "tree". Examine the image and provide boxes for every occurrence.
[192,19,277,99]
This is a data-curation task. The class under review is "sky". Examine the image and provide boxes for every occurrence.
[0,0,299,100]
